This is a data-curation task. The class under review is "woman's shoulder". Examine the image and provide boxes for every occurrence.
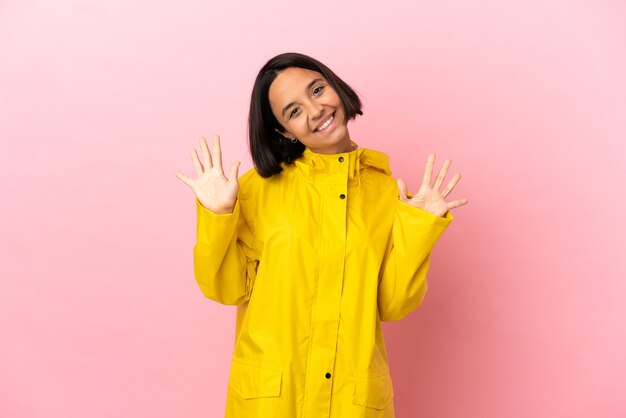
[239,166,260,186]
[238,165,286,199]
[238,166,261,197]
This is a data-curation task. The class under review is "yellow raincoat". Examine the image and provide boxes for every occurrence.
[193,143,453,417]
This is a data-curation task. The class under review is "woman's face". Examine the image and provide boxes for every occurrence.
[268,67,352,154]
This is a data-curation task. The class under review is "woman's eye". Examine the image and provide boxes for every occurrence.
[289,108,299,118]
[313,85,325,95]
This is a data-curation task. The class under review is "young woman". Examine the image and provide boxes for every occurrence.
[176,52,468,418]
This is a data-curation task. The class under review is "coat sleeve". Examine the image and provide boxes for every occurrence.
[193,197,260,305]
[377,199,453,321]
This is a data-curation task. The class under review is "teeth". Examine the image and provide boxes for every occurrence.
[316,114,334,131]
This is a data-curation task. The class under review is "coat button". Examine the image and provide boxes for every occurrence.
[339,194,346,199]
[338,156,344,162]
[325,372,332,379]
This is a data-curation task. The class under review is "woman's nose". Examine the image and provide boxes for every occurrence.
[310,102,324,119]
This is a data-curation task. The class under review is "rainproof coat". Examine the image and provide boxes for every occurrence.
[193,143,453,417]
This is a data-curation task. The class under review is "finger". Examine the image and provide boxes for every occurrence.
[422,153,435,186]
[191,148,204,175]
[433,159,451,190]
[441,173,461,198]
[175,171,193,187]
[199,137,213,169]
[397,178,409,201]
[213,134,224,174]
[229,161,241,183]
[447,198,469,210]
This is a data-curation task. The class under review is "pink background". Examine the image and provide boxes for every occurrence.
[1,0,625,417]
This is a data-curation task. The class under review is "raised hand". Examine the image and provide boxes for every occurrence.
[176,135,241,214]
[397,153,468,217]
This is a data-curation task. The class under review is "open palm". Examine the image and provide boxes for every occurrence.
[397,153,468,217]
[175,135,241,214]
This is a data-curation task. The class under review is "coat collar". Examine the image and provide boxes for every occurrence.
[292,140,392,184]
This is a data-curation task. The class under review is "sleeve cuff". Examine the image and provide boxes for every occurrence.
[196,198,239,218]
[196,198,240,243]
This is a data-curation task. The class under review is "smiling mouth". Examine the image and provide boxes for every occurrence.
[314,112,335,132]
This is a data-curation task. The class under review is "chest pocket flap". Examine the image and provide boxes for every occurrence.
[229,360,283,399]
[353,372,394,410]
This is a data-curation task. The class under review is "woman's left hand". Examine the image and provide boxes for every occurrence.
[397,153,469,217]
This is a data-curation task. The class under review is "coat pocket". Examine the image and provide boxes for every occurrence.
[228,359,283,400]
[352,372,394,410]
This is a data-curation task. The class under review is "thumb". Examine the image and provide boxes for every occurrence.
[397,178,408,201]
[229,161,241,182]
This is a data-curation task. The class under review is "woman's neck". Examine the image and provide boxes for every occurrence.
[309,138,357,154]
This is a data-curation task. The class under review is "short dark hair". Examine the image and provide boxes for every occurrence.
[248,52,363,178]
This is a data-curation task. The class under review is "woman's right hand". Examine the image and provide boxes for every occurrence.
[176,135,241,214]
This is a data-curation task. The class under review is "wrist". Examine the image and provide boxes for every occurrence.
[212,206,235,215]
[196,198,236,215]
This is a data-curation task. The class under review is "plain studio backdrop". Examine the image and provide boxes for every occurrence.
[1,1,624,417]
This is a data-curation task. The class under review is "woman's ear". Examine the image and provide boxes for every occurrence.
[274,128,295,141]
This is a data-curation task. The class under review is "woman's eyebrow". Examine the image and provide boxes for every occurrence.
[281,78,324,117]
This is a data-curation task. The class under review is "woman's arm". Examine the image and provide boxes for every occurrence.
[176,134,258,305]
[378,153,466,321]
[193,197,259,305]
[377,201,453,321]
